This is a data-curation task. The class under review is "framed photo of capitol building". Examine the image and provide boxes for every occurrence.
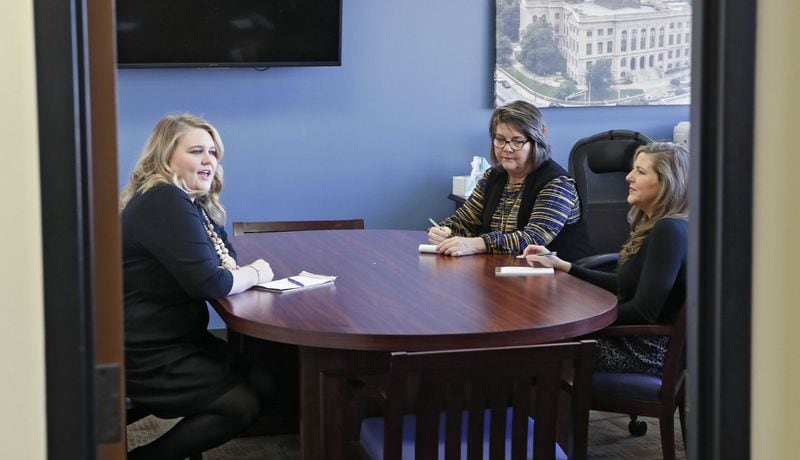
[495,0,692,107]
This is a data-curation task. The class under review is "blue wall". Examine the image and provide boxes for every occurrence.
[116,0,688,326]
[117,0,688,231]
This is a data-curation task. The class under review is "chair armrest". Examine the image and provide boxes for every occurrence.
[573,253,619,271]
[585,324,674,338]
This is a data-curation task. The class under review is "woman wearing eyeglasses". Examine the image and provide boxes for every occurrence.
[428,100,593,260]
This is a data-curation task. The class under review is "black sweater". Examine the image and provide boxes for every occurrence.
[570,217,687,325]
[122,183,235,345]
[122,183,241,416]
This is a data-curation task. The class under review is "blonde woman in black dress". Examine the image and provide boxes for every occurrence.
[121,114,274,459]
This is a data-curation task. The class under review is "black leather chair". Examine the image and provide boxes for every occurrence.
[568,130,652,271]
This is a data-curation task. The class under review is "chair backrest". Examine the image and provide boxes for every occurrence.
[568,130,652,255]
[232,219,364,236]
[378,341,597,460]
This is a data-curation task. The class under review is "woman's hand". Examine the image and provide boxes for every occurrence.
[221,255,239,270]
[245,258,274,284]
[428,226,452,244]
[522,245,571,272]
[437,236,487,257]
[227,258,274,295]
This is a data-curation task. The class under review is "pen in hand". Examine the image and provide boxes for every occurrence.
[516,251,557,259]
[428,218,441,228]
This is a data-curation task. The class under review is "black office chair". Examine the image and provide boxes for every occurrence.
[568,130,653,271]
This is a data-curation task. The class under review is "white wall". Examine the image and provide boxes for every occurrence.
[751,0,800,457]
[0,0,46,457]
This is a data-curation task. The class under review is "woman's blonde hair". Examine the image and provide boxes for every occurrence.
[619,142,689,263]
[119,113,227,224]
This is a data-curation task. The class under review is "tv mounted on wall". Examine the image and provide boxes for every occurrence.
[116,0,342,68]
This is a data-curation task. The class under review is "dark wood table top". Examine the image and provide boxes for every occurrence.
[212,229,617,351]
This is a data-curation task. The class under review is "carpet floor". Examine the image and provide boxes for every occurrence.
[127,410,685,459]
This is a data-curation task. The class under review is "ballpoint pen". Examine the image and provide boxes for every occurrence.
[287,277,305,287]
[428,218,441,228]
[516,251,557,259]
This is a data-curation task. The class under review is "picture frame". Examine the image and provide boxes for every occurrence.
[496,0,692,107]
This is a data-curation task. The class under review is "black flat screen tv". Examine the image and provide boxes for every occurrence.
[116,0,342,68]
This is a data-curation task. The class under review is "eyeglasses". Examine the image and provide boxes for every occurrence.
[492,136,529,151]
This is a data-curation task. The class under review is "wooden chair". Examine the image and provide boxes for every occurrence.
[357,341,597,460]
[228,217,365,436]
[588,303,687,460]
[232,218,364,236]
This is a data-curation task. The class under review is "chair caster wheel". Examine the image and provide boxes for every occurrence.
[628,419,648,436]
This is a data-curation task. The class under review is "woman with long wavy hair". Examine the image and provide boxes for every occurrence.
[523,142,688,374]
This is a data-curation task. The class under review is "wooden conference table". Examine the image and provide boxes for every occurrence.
[211,229,617,459]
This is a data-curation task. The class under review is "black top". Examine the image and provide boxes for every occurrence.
[570,217,687,325]
[122,183,240,417]
[481,160,594,262]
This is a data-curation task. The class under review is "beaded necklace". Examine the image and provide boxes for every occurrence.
[198,206,231,265]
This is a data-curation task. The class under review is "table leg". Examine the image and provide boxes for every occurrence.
[298,347,388,460]
[227,330,300,436]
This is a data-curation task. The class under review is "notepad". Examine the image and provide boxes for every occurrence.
[418,244,438,254]
[254,271,337,292]
[494,266,554,276]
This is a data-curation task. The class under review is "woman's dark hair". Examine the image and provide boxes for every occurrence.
[488,100,550,170]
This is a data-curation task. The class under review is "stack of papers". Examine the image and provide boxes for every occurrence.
[495,266,554,277]
[255,271,337,292]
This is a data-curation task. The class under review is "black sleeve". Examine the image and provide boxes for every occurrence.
[134,186,233,299]
[615,219,687,324]
[568,263,618,294]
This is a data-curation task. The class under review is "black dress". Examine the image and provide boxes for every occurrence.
[122,183,241,418]
[569,217,688,374]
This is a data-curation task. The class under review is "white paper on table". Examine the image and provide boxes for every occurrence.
[418,244,438,254]
[254,271,337,292]
[494,266,554,276]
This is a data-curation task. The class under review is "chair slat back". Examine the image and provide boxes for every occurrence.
[232,219,364,236]
[382,341,597,460]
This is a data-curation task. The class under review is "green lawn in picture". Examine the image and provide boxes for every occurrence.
[619,88,645,97]
[502,67,560,98]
